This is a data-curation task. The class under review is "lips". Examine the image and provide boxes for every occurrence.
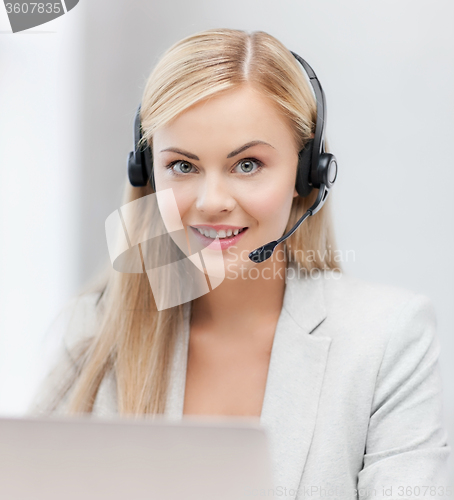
[189,226,248,250]
[191,226,247,238]
[190,224,247,232]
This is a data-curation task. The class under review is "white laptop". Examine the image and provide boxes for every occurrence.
[0,415,275,500]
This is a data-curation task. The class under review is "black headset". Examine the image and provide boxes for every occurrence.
[127,50,337,263]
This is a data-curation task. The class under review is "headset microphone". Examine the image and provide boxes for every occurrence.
[127,50,337,264]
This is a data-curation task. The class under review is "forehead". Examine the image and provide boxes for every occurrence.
[153,85,296,151]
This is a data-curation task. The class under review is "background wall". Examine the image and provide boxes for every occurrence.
[1,0,452,483]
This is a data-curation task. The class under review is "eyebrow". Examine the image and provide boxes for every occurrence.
[159,140,275,160]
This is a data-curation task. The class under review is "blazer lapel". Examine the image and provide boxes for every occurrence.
[259,261,332,495]
[164,260,332,497]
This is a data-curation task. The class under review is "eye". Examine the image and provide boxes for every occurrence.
[165,157,264,177]
[165,160,196,176]
[234,158,264,176]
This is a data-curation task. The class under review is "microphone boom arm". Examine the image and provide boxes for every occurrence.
[248,184,330,263]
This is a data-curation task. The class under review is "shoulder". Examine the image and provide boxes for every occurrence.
[285,262,436,342]
[287,261,434,328]
[315,270,438,363]
[285,262,437,355]
[321,270,435,326]
[27,291,103,416]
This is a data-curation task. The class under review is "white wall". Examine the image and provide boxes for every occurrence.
[1,0,452,480]
[0,3,85,413]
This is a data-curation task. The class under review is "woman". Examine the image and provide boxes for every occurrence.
[30,28,450,497]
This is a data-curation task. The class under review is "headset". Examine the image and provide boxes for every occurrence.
[127,50,338,264]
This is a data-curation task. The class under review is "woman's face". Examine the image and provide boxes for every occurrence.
[152,84,299,277]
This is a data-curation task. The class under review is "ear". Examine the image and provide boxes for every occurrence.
[293,187,299,198]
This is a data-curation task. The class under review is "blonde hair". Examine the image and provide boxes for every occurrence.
[49,28,341,417]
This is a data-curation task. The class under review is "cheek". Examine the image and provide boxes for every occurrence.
[242,182,294,230]
[155,179,194,224]
[173,190,194,221]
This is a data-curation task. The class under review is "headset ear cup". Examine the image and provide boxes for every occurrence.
[295,138,314,197]
[317,153,337,188]
[128,151,147,187]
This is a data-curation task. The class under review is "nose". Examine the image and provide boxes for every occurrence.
[195,172,236,215]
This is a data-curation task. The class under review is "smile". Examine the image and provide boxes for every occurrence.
[191,226,247,239]
[189,226,248,250]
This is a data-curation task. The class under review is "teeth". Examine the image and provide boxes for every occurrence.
[195,227,245,239]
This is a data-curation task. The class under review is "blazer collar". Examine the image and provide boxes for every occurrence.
[165,260,332,495]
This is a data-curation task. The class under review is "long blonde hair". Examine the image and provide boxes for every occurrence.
[52,28,341,417]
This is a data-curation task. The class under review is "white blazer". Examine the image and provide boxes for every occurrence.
[30,260,451,499]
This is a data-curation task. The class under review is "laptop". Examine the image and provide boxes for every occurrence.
[0,414,275,500]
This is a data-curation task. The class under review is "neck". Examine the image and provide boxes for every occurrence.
[190,249,288,336]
